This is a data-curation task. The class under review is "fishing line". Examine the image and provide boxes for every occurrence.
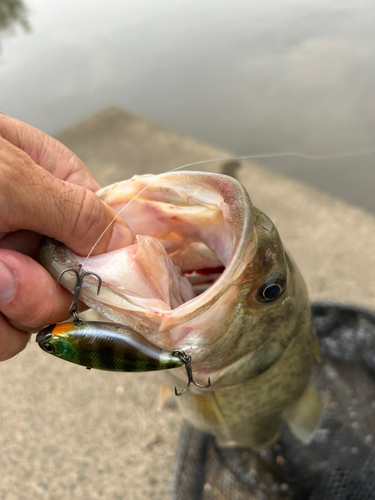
[82,147,375,266]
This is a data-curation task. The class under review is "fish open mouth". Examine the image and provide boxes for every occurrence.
[40,172,254,349]
[75,172,248,313]
[183,266,226,295]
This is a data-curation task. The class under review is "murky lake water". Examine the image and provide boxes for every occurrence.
[1,0,375,211]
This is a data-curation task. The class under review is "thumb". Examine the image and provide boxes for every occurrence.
[53,184,134,256]
[1,138,133,255]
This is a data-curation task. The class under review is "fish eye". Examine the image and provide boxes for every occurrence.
[255,274,286,303]
[43,343,55,353]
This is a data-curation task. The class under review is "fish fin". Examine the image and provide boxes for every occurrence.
[254,431,280,449]
[157,384,173,411]
[314,339,321,362]
[283,384,323,444]
[215,438,239,448]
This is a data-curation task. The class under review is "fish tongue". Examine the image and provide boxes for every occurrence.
[133,235,195,308]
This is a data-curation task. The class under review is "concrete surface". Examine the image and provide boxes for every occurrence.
[1,107,375,500]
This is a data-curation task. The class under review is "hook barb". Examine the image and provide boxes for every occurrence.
[56,266,80,288]
[172,350,211,396]
[56,265,102,323]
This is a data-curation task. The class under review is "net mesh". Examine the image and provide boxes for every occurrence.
[171,302,375,500]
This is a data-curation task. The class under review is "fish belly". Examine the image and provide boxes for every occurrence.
[162,329,319,448]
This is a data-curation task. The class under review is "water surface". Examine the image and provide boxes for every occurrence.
[1,0,374,210]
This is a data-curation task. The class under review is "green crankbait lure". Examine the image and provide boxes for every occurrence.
[36,321,183,372]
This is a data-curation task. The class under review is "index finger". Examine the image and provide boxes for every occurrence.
[0,114,100,190]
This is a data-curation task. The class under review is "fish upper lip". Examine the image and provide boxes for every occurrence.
[36,326,53,343]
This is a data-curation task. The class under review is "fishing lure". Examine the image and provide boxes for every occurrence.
[37,321,184,372]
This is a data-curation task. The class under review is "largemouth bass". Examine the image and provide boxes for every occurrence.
[39,171,322,448]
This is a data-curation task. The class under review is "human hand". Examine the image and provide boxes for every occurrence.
[0,115,133,361]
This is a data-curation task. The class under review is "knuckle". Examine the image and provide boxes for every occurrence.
[70,189,104,242]
[0,148,31,231]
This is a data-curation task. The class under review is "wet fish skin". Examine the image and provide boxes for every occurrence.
[39,171,321,447]
[164,207,318,447]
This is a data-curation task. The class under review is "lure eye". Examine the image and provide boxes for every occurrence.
[43,343,55,353]
[255,274,286,303]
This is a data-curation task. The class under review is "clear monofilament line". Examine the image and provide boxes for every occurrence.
[81,147,375,267]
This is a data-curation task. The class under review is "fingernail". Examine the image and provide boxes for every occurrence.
[0,262,16,303]
[107,222,134,252]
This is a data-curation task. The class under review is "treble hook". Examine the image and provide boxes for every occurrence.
[172,350,211,396]
[56,265,102,324]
